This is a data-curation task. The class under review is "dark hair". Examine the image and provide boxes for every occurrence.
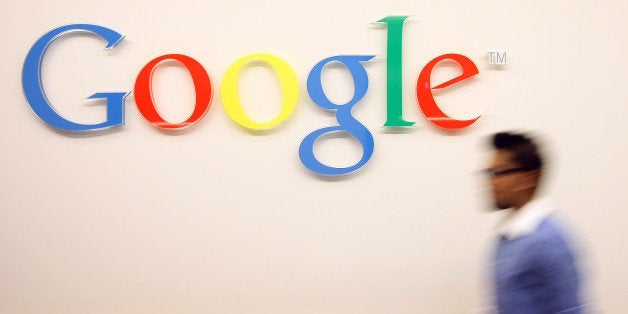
[492,131,543,172]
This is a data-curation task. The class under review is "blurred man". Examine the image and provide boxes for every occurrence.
[485,131,583,313]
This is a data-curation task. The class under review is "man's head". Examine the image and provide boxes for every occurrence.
[486,132,544,210]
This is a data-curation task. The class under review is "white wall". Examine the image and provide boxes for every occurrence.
[1,0,627,313]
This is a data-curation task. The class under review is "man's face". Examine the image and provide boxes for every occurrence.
[487,149,529,210]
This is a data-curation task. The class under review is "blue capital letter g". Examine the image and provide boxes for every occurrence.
[22,24,127,131]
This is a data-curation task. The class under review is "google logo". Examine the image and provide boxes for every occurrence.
[22,16,482,176]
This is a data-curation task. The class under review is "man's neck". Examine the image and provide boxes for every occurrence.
[512,194,535,211]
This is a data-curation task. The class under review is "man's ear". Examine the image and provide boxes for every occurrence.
[515,170,540,191]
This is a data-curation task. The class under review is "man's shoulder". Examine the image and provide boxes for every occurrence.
[534,215,571,242]
[507,215,574,254]
[523,216,578,263]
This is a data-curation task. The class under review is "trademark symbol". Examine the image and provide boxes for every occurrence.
[486,51,507,65]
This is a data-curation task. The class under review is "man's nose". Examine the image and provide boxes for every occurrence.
[489,177,499,189]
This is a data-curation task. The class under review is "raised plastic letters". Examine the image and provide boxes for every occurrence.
[21,17,482,176]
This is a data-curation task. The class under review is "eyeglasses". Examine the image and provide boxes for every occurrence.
[482,167,528,178]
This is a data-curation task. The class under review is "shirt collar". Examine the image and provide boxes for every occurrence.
[496,197,554,240]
